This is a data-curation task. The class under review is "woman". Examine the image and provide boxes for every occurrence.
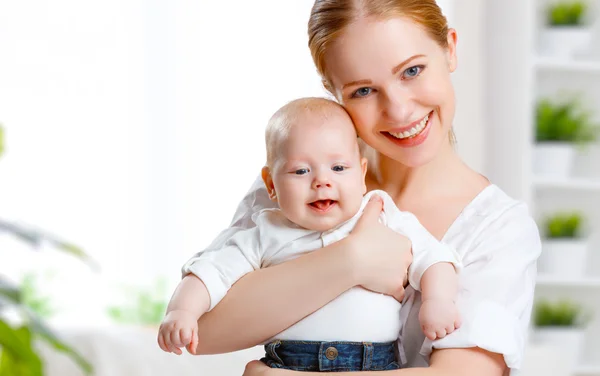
[193,1,541,375]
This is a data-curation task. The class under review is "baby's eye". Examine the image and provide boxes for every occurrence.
[294,168,309,175]
[332,165,345,172]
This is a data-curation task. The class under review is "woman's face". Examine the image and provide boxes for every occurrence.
[325,17,458,167]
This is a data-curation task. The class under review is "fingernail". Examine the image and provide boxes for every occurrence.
[370,195,382,202]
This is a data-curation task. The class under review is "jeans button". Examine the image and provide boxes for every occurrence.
[325,346,338,360]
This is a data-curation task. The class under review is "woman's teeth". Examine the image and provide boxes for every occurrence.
[388,114,429,139]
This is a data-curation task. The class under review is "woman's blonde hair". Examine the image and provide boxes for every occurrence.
[307,0,456,144]
[308,0,449,85]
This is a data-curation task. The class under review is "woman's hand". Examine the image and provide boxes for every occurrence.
[349,195,413,302]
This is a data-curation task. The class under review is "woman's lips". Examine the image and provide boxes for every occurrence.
[382,111,433,148]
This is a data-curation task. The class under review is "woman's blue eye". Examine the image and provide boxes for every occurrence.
[403,65,423,79]
[332,165,345,172]
[295,168,309,175]
[352,87,372,98]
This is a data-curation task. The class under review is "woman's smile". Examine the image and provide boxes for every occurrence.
[382,110,433,147]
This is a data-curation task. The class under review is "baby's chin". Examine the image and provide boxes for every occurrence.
[297,212,354,232]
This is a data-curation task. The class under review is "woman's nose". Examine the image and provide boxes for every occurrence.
[382,85,415,123]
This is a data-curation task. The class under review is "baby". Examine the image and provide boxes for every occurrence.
[158,97,462,371]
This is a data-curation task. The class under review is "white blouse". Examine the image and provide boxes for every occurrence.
[189,176,541,373]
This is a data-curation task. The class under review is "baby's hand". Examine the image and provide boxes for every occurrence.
[419,299,461,341]
[157,310,199,355]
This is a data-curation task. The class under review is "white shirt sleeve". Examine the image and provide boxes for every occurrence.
[419,201,542,370]
[376,190,462,291]
[181,224,263,311]
[180,175,275,310]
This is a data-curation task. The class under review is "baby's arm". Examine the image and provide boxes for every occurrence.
[158,225,262,355]
[158,274,210,355]
[374,190,461,341]
[419,263,461,340]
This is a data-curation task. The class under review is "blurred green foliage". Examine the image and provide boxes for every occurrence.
[544,211,584,239]
[534,299,588,327]
[20,273,56,319]
[536,96,599,143]
[107,278,168,327]
[0,124,93,375]
[548,1,588,26]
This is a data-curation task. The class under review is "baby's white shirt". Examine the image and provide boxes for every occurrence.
[183,177,542,373]
[182,189,461,343]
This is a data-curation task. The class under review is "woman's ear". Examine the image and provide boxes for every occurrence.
[261,166,277,201]
[446,28,458,72]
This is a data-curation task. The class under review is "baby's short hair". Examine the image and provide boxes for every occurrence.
[265,97,356,168]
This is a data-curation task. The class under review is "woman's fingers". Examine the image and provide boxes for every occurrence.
[353,195,383,231]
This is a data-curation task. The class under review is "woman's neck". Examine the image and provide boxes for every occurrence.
[373,141,473,201]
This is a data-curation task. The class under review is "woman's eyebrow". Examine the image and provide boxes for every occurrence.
[342,79,372,90]
[342,54,427,90]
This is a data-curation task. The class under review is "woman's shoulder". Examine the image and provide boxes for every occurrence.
[448,184,541,257]
[462,183,531,223]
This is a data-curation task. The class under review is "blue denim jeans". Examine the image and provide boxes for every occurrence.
[260,340,400,372]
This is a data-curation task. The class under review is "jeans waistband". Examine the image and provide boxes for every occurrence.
[263,340,397,372]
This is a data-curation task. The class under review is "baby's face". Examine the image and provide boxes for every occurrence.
[270,112,367,232]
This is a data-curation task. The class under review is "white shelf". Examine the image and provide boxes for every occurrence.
[575,365,600,375]
[537,275,600,287]
[535,58,600,73]
[533,177,600,191]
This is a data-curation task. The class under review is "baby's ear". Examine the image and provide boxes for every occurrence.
[261,166,277,201]
[360,157,368,194]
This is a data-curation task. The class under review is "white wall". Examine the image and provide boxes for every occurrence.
[450,0,487,175]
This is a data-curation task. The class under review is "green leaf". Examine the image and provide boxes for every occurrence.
[0,347,43,376]
[0,220,41,248]
[27,313,93,374]
[0,321,42,373]
[0,276,22,304]
[0,219,100,271]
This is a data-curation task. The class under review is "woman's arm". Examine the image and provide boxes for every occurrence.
[242,348,506,376]
[195,195,412,354]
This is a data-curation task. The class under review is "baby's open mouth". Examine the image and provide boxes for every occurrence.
[309,199,337,212]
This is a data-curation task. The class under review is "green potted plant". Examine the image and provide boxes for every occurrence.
[531,299,588,368]
[537,211,588,277]
[0,124,94,375]
[534,96,598,178]
[540,1,593,58]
